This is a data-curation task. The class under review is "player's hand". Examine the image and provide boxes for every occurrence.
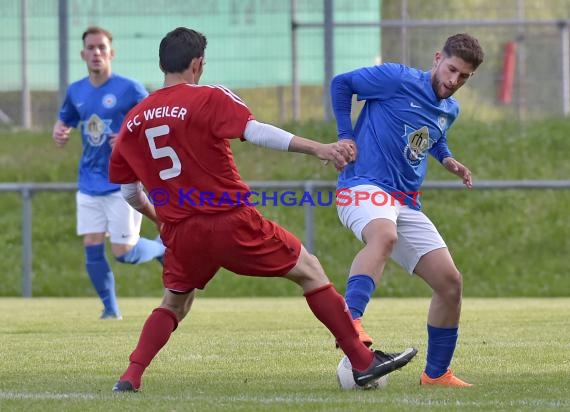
[443,157,473,188]
[108,133,118,148]
[52,122,71,148]
[318,141,355,171]
[338,139,357,163]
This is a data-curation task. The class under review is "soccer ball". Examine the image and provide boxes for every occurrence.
[336,355,389,390]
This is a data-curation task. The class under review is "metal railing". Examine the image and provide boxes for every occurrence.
[2,180,569,297]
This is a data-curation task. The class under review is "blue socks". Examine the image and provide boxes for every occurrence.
[115,237,165,265]
[345,274,459,379]
[84,238,164,316]
[345,274,376,319]
[425,324,459,379]
[85,244,119,315]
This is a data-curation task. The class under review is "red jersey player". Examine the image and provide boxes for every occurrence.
[109,27,417,392]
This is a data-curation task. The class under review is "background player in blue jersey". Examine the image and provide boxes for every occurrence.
[52,26,165,320]
[331,33,484,387]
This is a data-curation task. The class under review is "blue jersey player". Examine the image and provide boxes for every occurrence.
[331,33,484,387]
[52,26,165,320]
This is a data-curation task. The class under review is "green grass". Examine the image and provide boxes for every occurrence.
[1,118,569,297]
[0,297,568,411]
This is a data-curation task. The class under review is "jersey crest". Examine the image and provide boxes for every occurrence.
[437,114,448,131]
[102,93,117,109]
[83,113,112,146]
[402,125,433,166]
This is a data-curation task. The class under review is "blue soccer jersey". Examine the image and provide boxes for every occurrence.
[59,74,148,195]
[331,63,458,210]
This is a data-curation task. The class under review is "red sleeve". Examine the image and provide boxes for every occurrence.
[208,86,254,139]
[109,142,138,184]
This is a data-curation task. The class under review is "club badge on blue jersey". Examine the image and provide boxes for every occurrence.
[437,115,448,132]
[403,125,434,166]
[102,93,117,109]
[83,113,112,147]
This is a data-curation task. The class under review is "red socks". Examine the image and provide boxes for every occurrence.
[119,307,178,389]
[304,283,373,371]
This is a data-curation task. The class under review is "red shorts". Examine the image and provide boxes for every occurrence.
[160,206,302,291]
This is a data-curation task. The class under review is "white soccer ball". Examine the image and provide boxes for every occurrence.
[336,355,389,390]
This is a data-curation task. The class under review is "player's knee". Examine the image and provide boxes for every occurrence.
[111,243,134,260]
[161,290,195,322]
[83,233,106,246]
[380,232,398,252]
[304,253,328,281]
[443,269,463,306]
[365,231,397,257]
[286,249,328,286]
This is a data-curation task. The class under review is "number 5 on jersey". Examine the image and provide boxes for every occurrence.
[145,125,181,180]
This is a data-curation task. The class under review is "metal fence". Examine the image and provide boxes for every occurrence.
[2,0,570,129]
[2,180,570,297]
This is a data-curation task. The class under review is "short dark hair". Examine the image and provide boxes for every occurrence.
[82,26,113,45]
[159,27,207,74]
[443,33,484,70]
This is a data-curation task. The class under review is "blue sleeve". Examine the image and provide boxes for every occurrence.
[132,81,148,106]
[430,102,458,162]
[133,81,148,103]
[330,72,355,139]
[330,64,403,139]
[352,64,402,100]
[58,89,79,128]
[429,133,453,162]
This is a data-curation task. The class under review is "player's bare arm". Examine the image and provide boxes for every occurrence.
[242,120,353,170]
[52,120,72,148]
[290,138,353,171]
[442,157,473,188]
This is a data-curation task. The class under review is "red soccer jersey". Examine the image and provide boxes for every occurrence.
[109,83,254,223]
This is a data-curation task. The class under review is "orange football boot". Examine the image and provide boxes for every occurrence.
[420,369,473,387]
[353,318,374,347]
[335,317,374,348]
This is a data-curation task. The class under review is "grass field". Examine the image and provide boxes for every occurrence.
[1,297,568,411]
